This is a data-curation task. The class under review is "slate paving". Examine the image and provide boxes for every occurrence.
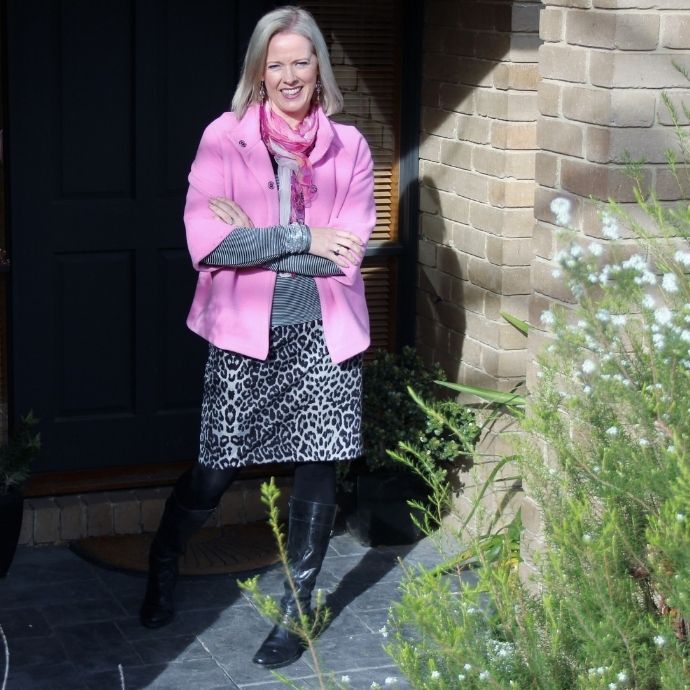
[0,529,461,690]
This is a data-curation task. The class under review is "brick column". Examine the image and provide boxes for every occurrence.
[521,0,690,584]
[418,0,541,390]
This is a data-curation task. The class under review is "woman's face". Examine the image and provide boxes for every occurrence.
[264,32,318,128]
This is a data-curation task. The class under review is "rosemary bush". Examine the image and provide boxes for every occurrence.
[384,143,690,687]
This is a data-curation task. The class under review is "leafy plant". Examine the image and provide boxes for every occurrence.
[387,387,479,534]
[338,347,448,492]
[0,412,40,494]
[362,346,446,471]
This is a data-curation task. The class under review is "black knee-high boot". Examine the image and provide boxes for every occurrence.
[252,498,337,669]
[139,492,214,628]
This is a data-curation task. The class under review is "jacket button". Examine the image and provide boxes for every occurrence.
[310,184,317,193]
[239,140,247,147]
[268,180,275,189]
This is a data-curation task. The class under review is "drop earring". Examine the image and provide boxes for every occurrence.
[258,81,266,101]
[315,79,322,100]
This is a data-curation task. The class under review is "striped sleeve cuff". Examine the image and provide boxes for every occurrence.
[201,222,311,267]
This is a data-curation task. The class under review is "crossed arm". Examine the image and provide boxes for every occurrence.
[200,197,364,277]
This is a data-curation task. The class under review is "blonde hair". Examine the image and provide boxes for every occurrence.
[231,6,343,120]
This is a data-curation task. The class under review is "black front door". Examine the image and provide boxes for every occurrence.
[7,0,269,473]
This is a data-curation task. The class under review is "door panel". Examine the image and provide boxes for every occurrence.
[8,0,269,472]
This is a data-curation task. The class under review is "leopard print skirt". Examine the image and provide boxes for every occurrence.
[198,320,363,469]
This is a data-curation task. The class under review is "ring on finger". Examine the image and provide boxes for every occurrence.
[334,247,340,256]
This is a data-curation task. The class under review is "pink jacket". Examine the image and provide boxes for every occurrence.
[184,104,376,364]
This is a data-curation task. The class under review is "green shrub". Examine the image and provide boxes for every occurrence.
[362,346,446,472]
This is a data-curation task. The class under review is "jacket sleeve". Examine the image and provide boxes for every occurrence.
[184,121,235,272]
[326,134,376,287]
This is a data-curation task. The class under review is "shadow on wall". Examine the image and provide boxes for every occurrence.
[414,0,539,382]
[414,0,672,385]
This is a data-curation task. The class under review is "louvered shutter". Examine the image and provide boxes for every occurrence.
[301,0,401,351]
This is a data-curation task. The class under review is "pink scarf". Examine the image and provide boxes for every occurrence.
[260,101,319,224]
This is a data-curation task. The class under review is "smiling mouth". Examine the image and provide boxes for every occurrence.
[281,86,302,99]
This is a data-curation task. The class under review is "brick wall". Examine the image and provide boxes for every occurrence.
[418,0,541,391]
[523,0,690,583]
[420,0,690,575]
[419,1,541,533]
[18,478,292,546]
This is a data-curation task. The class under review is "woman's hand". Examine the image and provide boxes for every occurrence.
[208,197,254,227]
[309,227,365,268]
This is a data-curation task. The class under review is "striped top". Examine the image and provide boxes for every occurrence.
[201,223,344,326]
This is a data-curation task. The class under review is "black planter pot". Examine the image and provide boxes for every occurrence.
[345,471,429,546]
[0,486,24,577]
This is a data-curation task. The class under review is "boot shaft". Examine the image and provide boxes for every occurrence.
[281,498,337,615]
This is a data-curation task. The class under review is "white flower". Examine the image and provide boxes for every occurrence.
[642,294,655,309]
[589,242,603,257]
[597,667,606,675]
[681,330,690,343]
[479,671,490,680]
[371,683,381,689]
[677,513,686,522]
[583,533,592,543]
[639,438,649,447]
[655,307,673,326]
[550,196,572,226]
[378,626,388,638]
[606,426,619,436]
[582,359,596,374]
[623,254,646,271]
[570,244,583,258]
[636,271,657,286]
[609,684,617,690]
[464,664,472,671]
[466,606,478,614]
[653,635,666,647]
[384,677,398,686]
[652,333,665,349]
[596,309,610,322]
[540,310,555,326]
[602,211,619,239]
[341,676,351,684]
[593,465,601,473]
[458,674,466,681]
[611,314,627,326]
[617,671,628,683]
[552,268,562,278]
[662,273,679,293]
[430,671,441,680]
[583,385,592,395]
[674,250,690,266]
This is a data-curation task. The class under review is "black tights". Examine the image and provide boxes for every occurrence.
[175,461,336,511]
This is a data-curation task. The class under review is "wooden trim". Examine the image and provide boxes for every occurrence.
[24,461,294,498]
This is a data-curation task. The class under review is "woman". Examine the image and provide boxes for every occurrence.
[139,5,375,671]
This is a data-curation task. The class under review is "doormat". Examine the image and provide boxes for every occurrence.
[71,522,280,576]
